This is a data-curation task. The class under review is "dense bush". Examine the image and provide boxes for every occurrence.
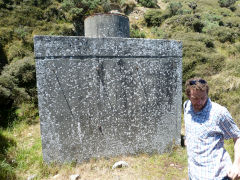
[44,5,66,22]
[0,0,13,9]
[164,14,204,33]
[0,27,14,46]
[173,32,215,48]
[182,40,208,72]
[192,20,204,32]
[0,57,36,126]
[188,1,197,12]
[121,0,136,14]
[60,0,110,35]
[194,54,225,77]
[137,0,158,8]
[221,16,240,28]
[228,42,240,56]
[144,9,169,26]
[168,1,182,16]
[212,26,239,43]
[6,41,31,62]
[218,0,236,7]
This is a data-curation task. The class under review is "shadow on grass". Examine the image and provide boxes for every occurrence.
[0,107,18,129]
[0,132,17,180]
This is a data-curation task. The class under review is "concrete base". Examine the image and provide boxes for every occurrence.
[34,36,182,163]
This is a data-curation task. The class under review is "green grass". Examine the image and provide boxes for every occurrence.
[0,119,189,180]
[0,118,235,179]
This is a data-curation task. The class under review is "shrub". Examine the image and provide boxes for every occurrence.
[121,0,136,14]
[14,27,29,42]
[151,27,169,39]
[218,7,234,16]
[137,0,158,8]
[218,0,236,7]
[164,14,204,33]
[11,6,45,27]
[202,54,225,74]
[213,27,239,43]
[130,25,146,38]
[0,27,14,46]
[0,0,13,9]
[234,42,240,52]
[168,1,182,16]
[182,57,197,84]
[0,56,36,105]
[181,38,220,78]
[23,0,53,9]
[188,1,197,13]
[60,0,104,35]
[51,23,75,36]
[202,21,220,34]
[44,6,66,22]
[204,39,215,48]
[0,56,37,126]
[173,32,215,48]
[221,16,240,28]
[184,52,225,80]
[235,2,240,16]
[144,9,169,27]
[7,41,31,62]
[177,8,192,15]
[182,40,208,75]
[192,20,204,32]
[228,42,240,55]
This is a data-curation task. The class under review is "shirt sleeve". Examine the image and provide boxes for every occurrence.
[219,108,240,139]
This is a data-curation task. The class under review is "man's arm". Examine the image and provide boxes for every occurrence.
[228,137,240,180]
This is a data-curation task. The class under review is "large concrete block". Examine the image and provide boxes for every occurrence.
[34,36,182,163]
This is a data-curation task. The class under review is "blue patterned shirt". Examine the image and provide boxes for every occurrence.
[184,98,240,180]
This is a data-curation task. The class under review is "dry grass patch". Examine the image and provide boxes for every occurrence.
[44,148,187,180]
[1,119,188,180]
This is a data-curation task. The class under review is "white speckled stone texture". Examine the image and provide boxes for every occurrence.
[34,36,182,163]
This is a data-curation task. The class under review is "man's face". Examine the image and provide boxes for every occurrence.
[188,89,208,112]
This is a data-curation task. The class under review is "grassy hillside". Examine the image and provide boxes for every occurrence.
[0,0,240,179]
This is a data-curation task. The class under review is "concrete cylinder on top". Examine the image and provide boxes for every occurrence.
[84,13,130,38]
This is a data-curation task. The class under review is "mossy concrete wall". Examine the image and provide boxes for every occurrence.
[34,36,182,163]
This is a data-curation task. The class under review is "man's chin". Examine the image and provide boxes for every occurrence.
[193,106,203,112]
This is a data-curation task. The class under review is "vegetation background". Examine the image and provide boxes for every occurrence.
[0,0,239,179]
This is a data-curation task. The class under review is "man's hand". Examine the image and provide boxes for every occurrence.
[228,163,240,180]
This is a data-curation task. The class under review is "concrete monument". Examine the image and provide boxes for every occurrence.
[34,13,182,163]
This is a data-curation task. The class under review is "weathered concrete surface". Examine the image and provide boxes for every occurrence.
[34,36,182,163]
[84,13,130,38]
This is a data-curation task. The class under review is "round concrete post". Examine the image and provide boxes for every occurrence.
[84,13,130,38]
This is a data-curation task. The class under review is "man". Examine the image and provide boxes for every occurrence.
[183,77,240,180]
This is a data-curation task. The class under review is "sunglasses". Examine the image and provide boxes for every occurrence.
[189,79,207,85]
